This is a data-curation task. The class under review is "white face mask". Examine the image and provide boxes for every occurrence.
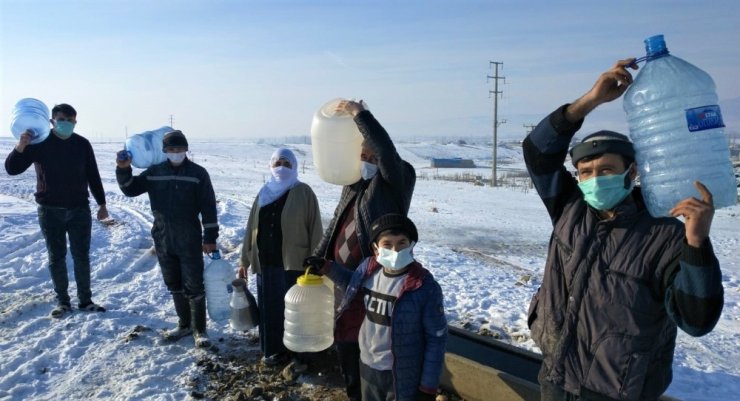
[361,161,378,180]
[375,242,415,271]
[271,165,292,181]
[166,152,186,165]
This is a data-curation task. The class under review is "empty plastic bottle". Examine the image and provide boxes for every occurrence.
[310,98,364,185]
[10,98,50,144]
[229,278,258,331]
[283,269,334,352]
[203,250,234,322]
[623,34,736,217]
[124,126,172,168]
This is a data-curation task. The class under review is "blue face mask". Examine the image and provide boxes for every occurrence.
[375,242,415,271]
[53,120,75,138]
[361,161,378,180]
[577,168,634,211]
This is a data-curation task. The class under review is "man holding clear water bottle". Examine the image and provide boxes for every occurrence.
[116,130,219,348]
[523,59,724,401]
[5,103,109,319]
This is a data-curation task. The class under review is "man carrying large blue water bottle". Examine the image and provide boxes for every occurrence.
[523,59,724,401]
[115,130,219,348]
[5,103,109,319]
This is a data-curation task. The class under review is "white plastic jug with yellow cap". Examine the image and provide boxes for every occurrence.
[310,98,364,185]
[283,268,334,352]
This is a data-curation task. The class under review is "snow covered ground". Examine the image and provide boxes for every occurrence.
[0,137,738,401]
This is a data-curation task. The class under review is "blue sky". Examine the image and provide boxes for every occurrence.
[1,0,739,141]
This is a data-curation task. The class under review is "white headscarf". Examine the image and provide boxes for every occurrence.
[257,147,300,207]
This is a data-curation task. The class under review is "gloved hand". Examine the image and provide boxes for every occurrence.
[303,256,327,275]
[414,391,436,401]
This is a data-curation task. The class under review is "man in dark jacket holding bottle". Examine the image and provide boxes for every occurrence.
[524,59,724,401]
[313,100,416,401]
[115,130,218,348]
[5,103,108,318]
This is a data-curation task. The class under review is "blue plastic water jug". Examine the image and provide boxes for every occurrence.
[124,126,171,168]
[10,98,50,144]
[203,251,234,322]
[623,34,737,217]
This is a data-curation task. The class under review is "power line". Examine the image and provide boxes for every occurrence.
[487,61,505,187]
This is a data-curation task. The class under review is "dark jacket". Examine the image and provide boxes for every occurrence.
[314,110,416,260]
[5,132,106,208]
[523,105,724,401]
[326,257,447,401]
[116,158,218,255]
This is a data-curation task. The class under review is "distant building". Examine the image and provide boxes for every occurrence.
[430,158,476,168]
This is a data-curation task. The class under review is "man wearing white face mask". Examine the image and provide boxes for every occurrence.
[5,103,109,318]
[524,59,723,401]
[312,99,416,401]
[307,214,446,401]
[116,130,219,348]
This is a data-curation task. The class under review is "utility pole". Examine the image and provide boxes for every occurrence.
[169,115,174,128]
[487,61,505,187]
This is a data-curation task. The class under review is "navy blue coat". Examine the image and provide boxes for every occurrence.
[326,257,447,401]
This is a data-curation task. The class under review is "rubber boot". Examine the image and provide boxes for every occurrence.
[191,295,211,348]
[163,292,192,341]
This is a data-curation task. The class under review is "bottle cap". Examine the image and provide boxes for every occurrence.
[297,268,324,286]
[644,34,669,58]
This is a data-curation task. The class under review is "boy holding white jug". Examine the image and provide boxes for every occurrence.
[306,214,446,401]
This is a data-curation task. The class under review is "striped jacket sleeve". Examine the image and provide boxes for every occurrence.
[522,104,583,223]
[664,240,724,336]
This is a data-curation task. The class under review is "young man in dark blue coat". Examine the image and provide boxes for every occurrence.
[309,214,446,401]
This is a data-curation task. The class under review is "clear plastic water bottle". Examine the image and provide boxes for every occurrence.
[283,269,334,352]
[10,98,50,144]
[124,126,171,168]
[623,34,737,217]
[203,251,234,322]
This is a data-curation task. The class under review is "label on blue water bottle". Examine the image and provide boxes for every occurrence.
[685,105,725,132]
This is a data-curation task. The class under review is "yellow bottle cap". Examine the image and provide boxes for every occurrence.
[297,268,324,286]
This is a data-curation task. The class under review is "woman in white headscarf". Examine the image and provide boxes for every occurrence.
[239,147,323,367]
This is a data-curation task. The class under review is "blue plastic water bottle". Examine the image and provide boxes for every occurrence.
[203,250,234,322]
[623,34,736,217]
[124,126,171,168]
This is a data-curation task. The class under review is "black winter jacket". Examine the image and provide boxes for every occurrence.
[524,105,724,401]
[116,158,218,255]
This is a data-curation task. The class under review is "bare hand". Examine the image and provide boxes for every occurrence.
[566,59,638,122]
[15,130,33,153]
[336,99,365,117]
[670,181,715,247]
[202,243,218,253]
[238,265,247,278]
[590,58,637,103]
[97,205,110,221]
